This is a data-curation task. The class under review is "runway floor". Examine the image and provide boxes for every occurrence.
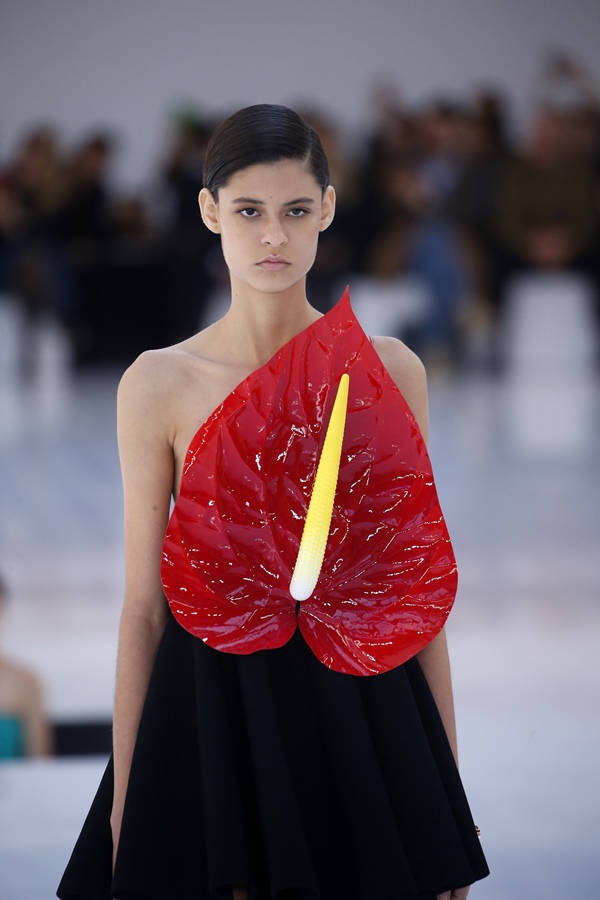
[0,292,599,899]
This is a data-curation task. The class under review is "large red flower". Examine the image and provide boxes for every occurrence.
[161,289,457,675]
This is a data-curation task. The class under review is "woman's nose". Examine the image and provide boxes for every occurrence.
[261,217,288,246]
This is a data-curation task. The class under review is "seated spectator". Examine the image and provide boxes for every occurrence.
[159,111,221,339]
[52,132,116,366]
[448,92,511,325]
[107,194,170,362]
[0,128,69,378]
[0,577,53,759]
[494,107,597,278]
[359,102,472,363]
[303,108,359,310]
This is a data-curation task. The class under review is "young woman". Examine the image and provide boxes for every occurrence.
[58,104,488,900]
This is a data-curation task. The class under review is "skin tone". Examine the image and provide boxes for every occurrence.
[110,158,469,900]
[0,595,52,757]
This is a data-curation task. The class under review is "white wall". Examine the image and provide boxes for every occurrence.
[2,0,600,188]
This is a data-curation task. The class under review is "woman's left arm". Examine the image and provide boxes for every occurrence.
[414,628,458,765]
[372,335,459,765]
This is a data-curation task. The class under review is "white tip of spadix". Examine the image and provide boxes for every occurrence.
[289,577,314,602]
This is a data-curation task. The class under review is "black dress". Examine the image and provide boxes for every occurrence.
[57,610,489,900]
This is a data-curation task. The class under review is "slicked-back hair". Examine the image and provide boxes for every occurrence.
[203,104,329,197]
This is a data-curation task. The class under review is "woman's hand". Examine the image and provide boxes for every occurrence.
[438,886,470,900]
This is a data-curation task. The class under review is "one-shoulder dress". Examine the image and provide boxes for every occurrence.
[58,292,489,900]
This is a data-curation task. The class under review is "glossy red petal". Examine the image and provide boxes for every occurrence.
[161,289,457,674]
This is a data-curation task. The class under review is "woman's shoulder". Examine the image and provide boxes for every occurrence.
[371,335,428,437]
[118,335,216,408]
[123,334,208,381]
[117,327,247,452]
[116,339,216,445]
[371,335,426,391]
[0,657,44,705]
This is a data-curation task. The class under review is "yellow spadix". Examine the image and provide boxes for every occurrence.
[290,373,349,602]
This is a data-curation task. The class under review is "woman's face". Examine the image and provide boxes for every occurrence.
[200,160,335,295]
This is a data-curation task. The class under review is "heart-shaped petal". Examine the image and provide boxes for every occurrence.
[161,289,457,675]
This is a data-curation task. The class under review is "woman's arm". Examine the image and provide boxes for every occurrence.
[414,628,458,764]
[22,670,53,756]
[372,336,459,764]
[110,353,176,866]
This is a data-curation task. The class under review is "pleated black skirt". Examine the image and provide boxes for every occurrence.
[57,613,489,900]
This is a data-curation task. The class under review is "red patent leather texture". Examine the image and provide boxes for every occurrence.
[161,288,457,675]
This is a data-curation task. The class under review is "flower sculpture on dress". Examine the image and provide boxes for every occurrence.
[161,289,457,675]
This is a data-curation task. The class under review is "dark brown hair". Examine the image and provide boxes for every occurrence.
[203,104,329,196]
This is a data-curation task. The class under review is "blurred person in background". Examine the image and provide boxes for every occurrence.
[494,106,597,276]
[106,193,170,364]
[358,99,472,366]
[303,107,360,311]
[159,110,221,338]
[493,51,600,312]
[52,132,117,366]
[447,90,512,357]
[352,85,423,277]
[536,51,600,325]
[0,127,69,378]
[407,100,472,363]
[0,576,53,759]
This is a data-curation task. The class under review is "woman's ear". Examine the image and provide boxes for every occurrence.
[319,185,336,232]
[199,188,220,233]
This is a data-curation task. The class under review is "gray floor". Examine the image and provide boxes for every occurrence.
[0,279,599,899]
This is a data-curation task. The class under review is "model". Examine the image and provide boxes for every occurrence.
[58,104,489,900]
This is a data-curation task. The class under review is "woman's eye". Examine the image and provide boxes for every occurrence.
[239,208,259,218]
[288,208,307,217]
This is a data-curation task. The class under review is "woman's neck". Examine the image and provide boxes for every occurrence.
[210,279,322,369]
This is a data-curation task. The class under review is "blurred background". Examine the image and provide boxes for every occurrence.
[1,1,599,897]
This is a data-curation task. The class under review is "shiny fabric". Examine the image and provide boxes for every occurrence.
[161,288,457,676]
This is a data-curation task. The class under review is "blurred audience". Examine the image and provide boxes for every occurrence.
[0,577,53,759]
[494,108,596,280]
[448,92,510,320]
[159,109,221,339]
[0,128,69,377]
[303,107,359,311]
[53,133,116,366]
[1,51,598,373]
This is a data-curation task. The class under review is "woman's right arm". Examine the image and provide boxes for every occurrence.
[110,354,176,867]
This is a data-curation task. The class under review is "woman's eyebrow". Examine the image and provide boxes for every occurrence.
[230,197,316,205]
[285,198,316,205]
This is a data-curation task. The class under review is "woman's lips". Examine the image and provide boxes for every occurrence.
[257,257,291,271]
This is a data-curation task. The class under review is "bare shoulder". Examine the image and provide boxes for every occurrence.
[0,658,44,705]
[117,341,211,444]
[117,327,247,467]
[118,345,190,407]
[371,335,429,440]
[372,335,426,394]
